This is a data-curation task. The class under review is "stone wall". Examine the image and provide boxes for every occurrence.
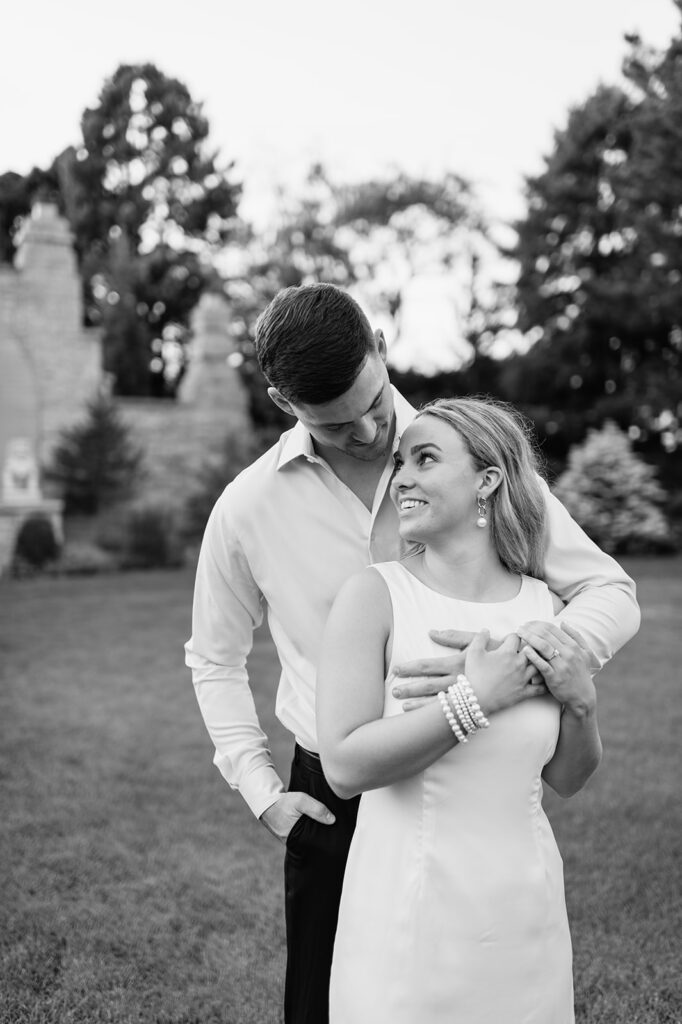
[117,290,252,508]
[116,389,249,509]
[0,203,251,569]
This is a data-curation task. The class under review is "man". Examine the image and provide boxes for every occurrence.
[185,283,639,1024]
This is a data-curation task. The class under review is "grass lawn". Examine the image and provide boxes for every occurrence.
[1,557,681,1024]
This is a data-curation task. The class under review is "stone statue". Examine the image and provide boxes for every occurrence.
[2,438,42,504]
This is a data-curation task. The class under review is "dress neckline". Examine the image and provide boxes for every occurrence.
[394,559,528,606]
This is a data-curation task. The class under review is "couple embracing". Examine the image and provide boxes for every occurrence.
[186,284,639,1023]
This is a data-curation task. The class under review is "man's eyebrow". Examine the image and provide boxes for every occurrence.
[319,384,385,428]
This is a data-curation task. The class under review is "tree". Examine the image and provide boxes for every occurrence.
[47,393,145,513]
[71,64,239,257]
[553,422,673,553]
[222,165,498,425]
[511,13,682,465]
[59,63,240,394]
[334,169,495,367]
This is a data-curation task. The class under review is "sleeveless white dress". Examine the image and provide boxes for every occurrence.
[329,562,574,1024]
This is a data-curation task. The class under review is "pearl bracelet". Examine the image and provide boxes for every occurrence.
[438,690,467,743]
[447,683,478,735]
[456,674,490,730]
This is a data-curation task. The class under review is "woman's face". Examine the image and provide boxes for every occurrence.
[390,415,483,544]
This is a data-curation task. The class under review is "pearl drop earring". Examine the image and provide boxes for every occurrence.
[476,495,488,528]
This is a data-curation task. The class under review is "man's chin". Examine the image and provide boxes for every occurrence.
[347,444,389,462]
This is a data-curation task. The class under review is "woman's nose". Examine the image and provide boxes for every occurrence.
[392,465,414,490]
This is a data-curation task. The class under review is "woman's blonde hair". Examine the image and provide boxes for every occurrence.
[416,397,548,578]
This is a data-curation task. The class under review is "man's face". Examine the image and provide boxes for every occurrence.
[272,337,396,463]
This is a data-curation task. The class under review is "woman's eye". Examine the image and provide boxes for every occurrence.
[418,452,435,465]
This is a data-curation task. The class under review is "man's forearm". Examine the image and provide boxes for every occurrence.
[553,581,640,670]
[542,483,641,668]
[188,654,285,818]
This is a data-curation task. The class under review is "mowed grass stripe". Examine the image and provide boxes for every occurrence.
[1,558,680,1023]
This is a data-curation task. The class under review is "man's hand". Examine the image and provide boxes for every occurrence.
[519,621,596,715]
[392,629,496,710]
[259,792,335,844]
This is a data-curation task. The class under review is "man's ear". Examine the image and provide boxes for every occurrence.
[374,329,388,363]
[267,387,296,417]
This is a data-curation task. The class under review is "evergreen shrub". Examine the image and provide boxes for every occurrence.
[13,514,60,570]
[119,502,185,569]
[47,393,144,514]
[553,421,674,554]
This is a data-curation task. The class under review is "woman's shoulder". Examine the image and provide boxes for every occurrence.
[521,574,558,612]
[326,565,393,637]
[335,564,394,608]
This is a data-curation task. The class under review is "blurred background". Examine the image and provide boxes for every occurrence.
[1,2,681,1022]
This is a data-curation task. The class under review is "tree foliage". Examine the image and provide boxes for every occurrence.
[511,16,682,463]
[0,64,241,396]
[47,393,145,514]
[71,64,239,256]
[65,63,241,395]
[553,421,673,553]
[222,164,497,426]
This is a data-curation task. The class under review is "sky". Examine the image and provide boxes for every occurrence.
[1,0,680,367]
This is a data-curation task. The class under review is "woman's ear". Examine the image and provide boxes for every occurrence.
[267,387,296,417]
[478,466,503,498]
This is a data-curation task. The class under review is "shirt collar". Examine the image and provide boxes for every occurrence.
[276,385,416,470]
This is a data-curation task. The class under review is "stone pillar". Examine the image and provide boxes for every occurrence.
[178,291,250,427]
[12,201,101,462]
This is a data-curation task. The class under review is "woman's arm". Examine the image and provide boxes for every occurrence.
[317,569,456,798]
[522,619,602,798]
[317,569,545,799]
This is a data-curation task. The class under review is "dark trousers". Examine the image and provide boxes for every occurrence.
[283,744,360,1024]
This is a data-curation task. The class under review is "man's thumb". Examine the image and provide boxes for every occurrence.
[468,629,490,655]
[300,795,335,825]
[428,628,474,649]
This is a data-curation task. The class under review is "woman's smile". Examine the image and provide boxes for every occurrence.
[398,497,428,513]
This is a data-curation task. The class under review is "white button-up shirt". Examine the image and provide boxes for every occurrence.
[185,388,640,818]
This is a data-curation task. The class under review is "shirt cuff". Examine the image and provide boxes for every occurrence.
[235,764,286,820]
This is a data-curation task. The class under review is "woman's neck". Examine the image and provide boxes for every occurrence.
[415,538,518,602]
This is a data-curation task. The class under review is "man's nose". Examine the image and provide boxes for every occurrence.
[352,414,378,444]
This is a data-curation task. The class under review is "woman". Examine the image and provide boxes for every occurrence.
[316,397,602,1024]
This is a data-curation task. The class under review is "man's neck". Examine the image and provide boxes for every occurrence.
[313,425,395,512]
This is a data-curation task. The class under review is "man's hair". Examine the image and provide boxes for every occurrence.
[417,397,548,578]
[254,284,375,404]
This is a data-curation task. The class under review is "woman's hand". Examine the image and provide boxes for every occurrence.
[518,621,596,717]
[464,630,547,716]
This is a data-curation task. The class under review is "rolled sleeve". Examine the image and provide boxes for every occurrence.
[542,481,641,669]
